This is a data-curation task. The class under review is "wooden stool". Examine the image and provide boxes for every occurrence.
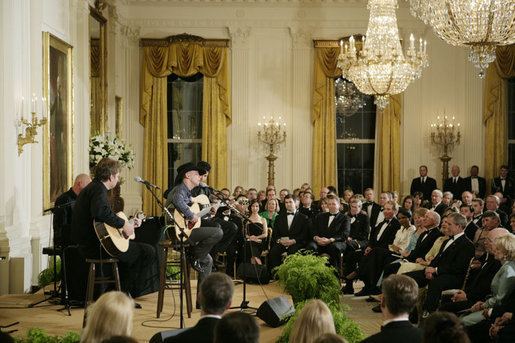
[83,258,121,327]
[156,240,193,318]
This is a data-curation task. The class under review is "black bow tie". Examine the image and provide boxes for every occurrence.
[287,212,295,216]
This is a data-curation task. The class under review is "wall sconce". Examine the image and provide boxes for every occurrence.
[257,116,286,186]
[17,93,48,155]
[430,115,461,186]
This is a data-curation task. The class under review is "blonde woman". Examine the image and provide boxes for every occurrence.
[289,300,336,343]
[81,291,134,343]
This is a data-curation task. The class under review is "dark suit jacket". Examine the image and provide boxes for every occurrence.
[491,177,515,199]
[312,212,350,242]
[410,176,437,202]
[464,176,486,199]
[443,176,466,199]
[464,221,479,242]
[407,227,444,262]
[164,317,219,343]
[430,234,474,277]
[367,202,382,228]
[272,210,311,248]
[348,213,370,249]
[361,320,422,343]
[369,218,400,250]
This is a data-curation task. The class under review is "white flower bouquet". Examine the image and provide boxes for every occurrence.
[89,134,135,169]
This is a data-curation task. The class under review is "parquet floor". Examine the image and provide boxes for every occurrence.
[0,281,382,342]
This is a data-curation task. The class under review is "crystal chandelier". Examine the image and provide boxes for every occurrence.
[335,78,366,117]
[338,0,429,110]
[408,0,515,78]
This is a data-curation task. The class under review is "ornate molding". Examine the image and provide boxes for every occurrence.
[228,26,251,46]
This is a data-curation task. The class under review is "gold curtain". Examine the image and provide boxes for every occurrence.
[483,45,515,194]
[140,39,231,215]
[312,47,340,193]
[377,94,401,193]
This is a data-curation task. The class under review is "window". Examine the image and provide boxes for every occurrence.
[335,77,376,195]
[167,73,203,187]
[508,78,515,176]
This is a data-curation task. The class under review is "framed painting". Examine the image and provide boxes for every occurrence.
[43,32,74,210]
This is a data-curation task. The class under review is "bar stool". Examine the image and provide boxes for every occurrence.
[156,240,193,318]
[83,258,121,327]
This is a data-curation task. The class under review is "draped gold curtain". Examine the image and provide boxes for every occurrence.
[140,37,231,215]
[484,45,515,194]
[377,94,401,193]
[312,40,402,194]
[312,46,340,193]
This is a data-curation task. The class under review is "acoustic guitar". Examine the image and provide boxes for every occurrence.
[94,212,145,257]
[173,194,219,241]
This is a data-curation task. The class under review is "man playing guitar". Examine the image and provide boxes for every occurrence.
[71,157,155,298]
[166,162,223,297]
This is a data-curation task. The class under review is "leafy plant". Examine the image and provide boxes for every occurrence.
[274,251,341,305]
[14,328,79,343]
[37,258,61,288]
[276,300,366,343]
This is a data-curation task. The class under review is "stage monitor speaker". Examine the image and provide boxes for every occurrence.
[256,296,295,327]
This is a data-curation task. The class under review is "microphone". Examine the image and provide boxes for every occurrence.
[134,176,160,189]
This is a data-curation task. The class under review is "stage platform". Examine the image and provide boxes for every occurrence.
[0,280,382,342]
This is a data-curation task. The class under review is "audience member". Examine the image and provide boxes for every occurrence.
[289,300,336,343]
[81,291,134,343]
[164,272,234,343]
[214,312,259,343]
[361,275,421,343]
[422,311,470,343]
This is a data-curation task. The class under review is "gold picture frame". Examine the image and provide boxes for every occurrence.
[43,32,74,210]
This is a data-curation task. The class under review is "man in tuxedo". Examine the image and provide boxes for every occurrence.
[404,213,474,317]
[429,189,448,217]
[410,165,437,205]
[382,211,443,279]
[341,199,370,293]
[361,274,422,343]
[491,165,514,200]
[460,204,479,241]
[486,195,509,228]
[352,201,400,296]
[438,228,508,315]
[269,194,311,271]
[164,272,234,343]
[306,195,350,270]
[463,165,487,199]
[443,165,466,199]
[472,198,484,227]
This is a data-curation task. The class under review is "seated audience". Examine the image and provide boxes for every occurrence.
[404,213,474,318]
[307,195,350,271]
[361,274,421,343]
[164,272,234,343]
[81,291,134,343]
[461,233,515,327]
[423,311,470,343]
[289,300,336,343]
[214,312,259,343]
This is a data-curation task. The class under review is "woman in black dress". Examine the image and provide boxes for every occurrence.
[245,199,268,265]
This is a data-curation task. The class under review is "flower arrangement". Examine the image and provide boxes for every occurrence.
[89,134,135,169]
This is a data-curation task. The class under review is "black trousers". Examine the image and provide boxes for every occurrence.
[404,269,463,312]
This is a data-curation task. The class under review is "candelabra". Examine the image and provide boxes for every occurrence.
[257,116,286,186]
[430,115,461,186]
[17,94,48,155]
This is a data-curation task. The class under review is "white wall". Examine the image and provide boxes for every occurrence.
[0,0,486,292]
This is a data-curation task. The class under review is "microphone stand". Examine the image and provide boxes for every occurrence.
[207,186,260,313]
[141,183,188,329]
[29,201,74,312]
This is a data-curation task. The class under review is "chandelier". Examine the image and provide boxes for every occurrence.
[338,0,429,110]
[408,0,515,78]
[335,78,366,116]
